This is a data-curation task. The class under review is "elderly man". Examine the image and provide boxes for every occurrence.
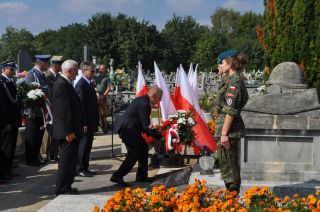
[52,60,82,195]
[41,56,63,162]
[94,64,110,132]
[0,61,20,181]
[110,86,163,187]
[74,61,99,177]
[24,55,51,166]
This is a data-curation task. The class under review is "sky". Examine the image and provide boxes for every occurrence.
[0,0,264,36]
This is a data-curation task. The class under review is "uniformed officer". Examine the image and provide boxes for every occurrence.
[24,55,51,166]
[0,60,20,180]
[213,50,249,193]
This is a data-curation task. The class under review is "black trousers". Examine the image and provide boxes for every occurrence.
[46,124,59,158]
[113,136,148,180]
[25,117,44,163]
[0,126,18,175]
[0,130,10,176]
[55,138,79,194]
[77,131,94,171]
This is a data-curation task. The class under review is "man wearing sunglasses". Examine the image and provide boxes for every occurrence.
[74,61,99,177]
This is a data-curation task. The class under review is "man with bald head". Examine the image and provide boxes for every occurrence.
[110,85,163,187]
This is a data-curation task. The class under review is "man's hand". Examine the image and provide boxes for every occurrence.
[66,132,75,143]
[83,126,88,134]
[221,135,231,150]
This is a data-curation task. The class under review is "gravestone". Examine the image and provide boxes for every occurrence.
[17,50,33,72]
[241,62,320,181]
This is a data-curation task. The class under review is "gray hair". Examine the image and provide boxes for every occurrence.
[61,60,78,74]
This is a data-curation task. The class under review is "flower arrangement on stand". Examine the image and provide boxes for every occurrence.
[109,68,128,91]
[157,110,196,154]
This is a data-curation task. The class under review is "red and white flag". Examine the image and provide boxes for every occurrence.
[154,61,176,120]
[136,61,148,97]
[176,64,217,153]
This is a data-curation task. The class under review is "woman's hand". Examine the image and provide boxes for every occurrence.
[221,135,230,150]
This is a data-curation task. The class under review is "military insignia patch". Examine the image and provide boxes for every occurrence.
[228,86,236,91]
[227,98,233,105]
[227,93,234,97]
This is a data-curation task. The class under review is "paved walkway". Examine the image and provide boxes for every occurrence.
[0,131,166,212]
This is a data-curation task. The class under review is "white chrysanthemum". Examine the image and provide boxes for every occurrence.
[34,89,44,97]
[187,117,195,125]
[27,90,37,100]
[168,114,177,120]
[177,118,186,124]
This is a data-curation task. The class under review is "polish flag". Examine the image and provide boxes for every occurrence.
[154,61,176,120]
[136,61,148,97]
[176,64,217,152]
[173,67,181,109]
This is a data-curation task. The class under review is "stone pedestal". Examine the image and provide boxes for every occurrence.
[241,114,320,182]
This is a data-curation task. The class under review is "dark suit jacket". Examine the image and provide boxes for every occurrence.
[0,75,20,127]
[115,95,159,146]
[52,76,83,140]
[75,77,99,132]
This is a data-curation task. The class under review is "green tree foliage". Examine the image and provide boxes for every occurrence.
[87,13,161,71]
[160,15,208,72]
[0,26,35,61]
[264,0,320,87]
[34,23,88,62]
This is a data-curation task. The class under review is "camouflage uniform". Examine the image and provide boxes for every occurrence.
[213,72,248,192]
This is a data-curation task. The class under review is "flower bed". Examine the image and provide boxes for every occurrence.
[93,180,320,212]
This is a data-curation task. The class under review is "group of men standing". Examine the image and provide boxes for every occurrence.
[0,56,111,195]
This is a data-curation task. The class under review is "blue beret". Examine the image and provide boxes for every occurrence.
[2,59,16,69]
[217,50,239,64]
[35,55,51,63]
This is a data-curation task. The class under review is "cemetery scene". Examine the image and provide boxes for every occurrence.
[1,0,320,211]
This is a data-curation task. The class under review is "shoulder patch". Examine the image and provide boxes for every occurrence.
[226,93,234,97]
[228,86,236,91]
[227,98,233,105]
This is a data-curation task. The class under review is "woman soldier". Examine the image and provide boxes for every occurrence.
[214,50,249,193]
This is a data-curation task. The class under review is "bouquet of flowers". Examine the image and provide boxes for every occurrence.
[17,82,47,109]
[157,110,196,153]
[109,68,128,86]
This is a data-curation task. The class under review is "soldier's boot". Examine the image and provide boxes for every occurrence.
[228,183,240,194]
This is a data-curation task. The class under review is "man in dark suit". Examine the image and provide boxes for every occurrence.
[24,55,51,166]
[52,60,82,195]
[41,56,63,162]
[75,61,99,177]
[0,60,20,181]
[110,86,163,187]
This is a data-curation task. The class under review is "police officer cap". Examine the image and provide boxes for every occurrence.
[217,50,239,64]
[35,55,51,63]
[50,55,64,65]
[1,59,16,69]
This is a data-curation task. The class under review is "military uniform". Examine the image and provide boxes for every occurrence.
[24,55,51,166]
[214,72,248,192]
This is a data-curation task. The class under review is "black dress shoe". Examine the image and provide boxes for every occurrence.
[110,176,130,187]
[86,169,97,175]
[136,177,155,182]
[78,171,93,177]
[56,188,79,196]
